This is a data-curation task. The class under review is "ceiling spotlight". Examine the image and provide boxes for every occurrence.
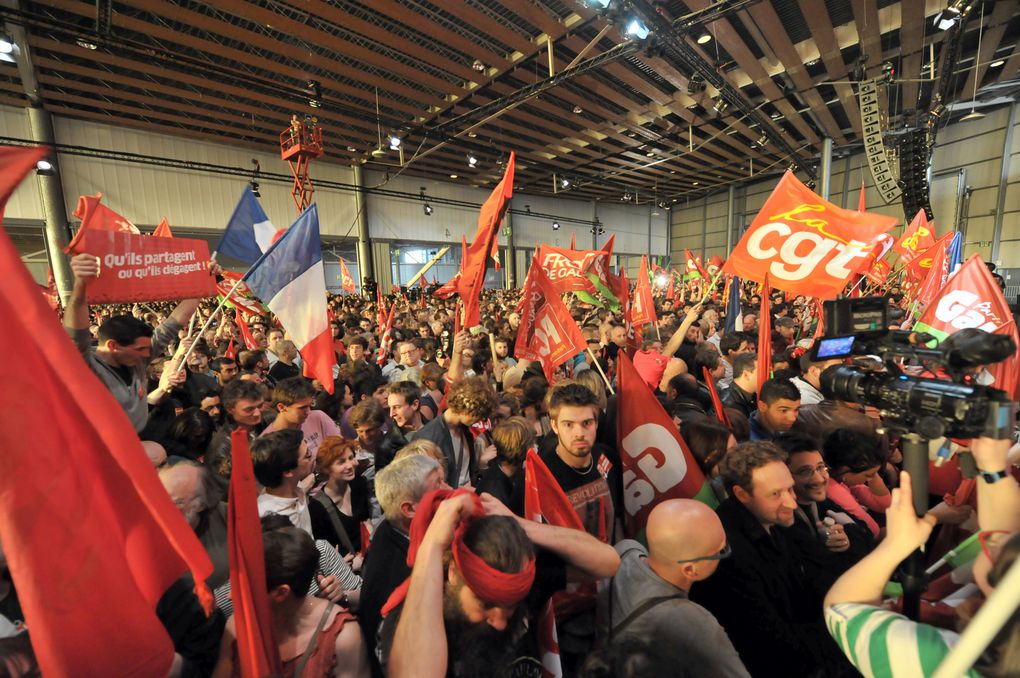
[423,203,433,216]
[389,134,401,150]
[934,1,967,31]
[625,19,650,41]
[75,38,98,50]
[468,131,478,138]
[757,133,768,146]
[449,173,458,179]
[697,33,712,45]
[990,59,1005,68]
[622,192,631,202]
[0,34,18,63]
[961,109,985,122]
[249,180,260,198]
[712,97,729,115]
[552,221,560,230]
[573,105,583,114]
[467,154,478,167]
[306,79,322,108]
[561,177,571,188]
[35,159,55,176]
[687,73,707,95]
[472,59,485,72]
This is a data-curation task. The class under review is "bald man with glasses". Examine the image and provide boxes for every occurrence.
[605,499,750,677]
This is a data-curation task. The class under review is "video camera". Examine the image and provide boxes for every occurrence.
[809,296,1016,441]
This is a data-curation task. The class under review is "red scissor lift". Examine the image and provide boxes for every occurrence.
[280,117,324,214]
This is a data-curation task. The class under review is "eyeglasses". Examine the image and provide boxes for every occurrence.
[792,464,829,480]
[676,544,731,563]
[979,530,1010,562]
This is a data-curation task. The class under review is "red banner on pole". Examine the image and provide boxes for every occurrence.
[82,230,216,303]
[534,235,615,295]
[516,262,587,380]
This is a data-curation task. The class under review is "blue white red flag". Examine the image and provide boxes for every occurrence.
[244,204,335,392]
[724,276,743,334]
[216,186,277,264]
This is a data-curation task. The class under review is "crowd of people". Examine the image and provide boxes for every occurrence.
[1,249,1018,678]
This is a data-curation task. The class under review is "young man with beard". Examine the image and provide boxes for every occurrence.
[689,441,853,678]
[381,490,619,678]
[378,381,426,471]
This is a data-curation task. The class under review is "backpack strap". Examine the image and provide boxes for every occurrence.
[610,594,686,638]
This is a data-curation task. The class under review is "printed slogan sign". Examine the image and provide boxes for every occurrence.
[83,230,216,303]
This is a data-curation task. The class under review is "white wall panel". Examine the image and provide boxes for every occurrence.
[0,107,43,220]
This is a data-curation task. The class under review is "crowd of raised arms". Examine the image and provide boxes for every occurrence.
[1,250,1018,678]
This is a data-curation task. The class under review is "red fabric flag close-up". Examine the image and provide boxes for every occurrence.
[515,261,587,380]
[895,209,937,266]
[455,152,514,328]
[227,429,284,677]
[152,217,173,238]
[722,170,896,298]
[616,353,717,538]
[0,144,213,678]
[630,255,657,327]
[534,235,615,295]
[65,192,141,254]
[757,273,772,394]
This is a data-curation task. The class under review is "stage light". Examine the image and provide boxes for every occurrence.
[467,154,477,167]
[0,34,18,63]
[573,105,583,114]
[423,203,433,216]
[625,19,650,41]
[250,180,260,198]
[552,221,560,230]
[36,159,55,176]
[306,80,322,108]
[472,59,485,72]
[561,177,571,188]
[712,97,729,115]
[687,74,707,95]
[990,59,1005,68]
[389,135,401,150]
[697,33,712,45]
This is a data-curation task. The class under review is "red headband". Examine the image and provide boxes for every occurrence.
[382,489,535,616]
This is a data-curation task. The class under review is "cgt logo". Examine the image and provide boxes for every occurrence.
[620,423,688,515]
[746,206,874,282]
[934,290,1000,332]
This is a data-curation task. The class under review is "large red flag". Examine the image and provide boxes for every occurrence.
[65,192,141,254]
[723,170,896,298]
[433,271,461,299]
[915,255,1020,400]
[702,366,732,429]
[377,304,397,366]
[606,269,641,355]
[906,231,954,285]
[631,255,657,327]
[0,147,213,678]
[339,258,357,293]
[684,249,708,280]
[228,428,284,677]
[534,235,615,295]
[616,353,717,537]
[757,274,772,394]
[235,309,259,350]
[515,261,587,380]
[455,152,514,328]
[895,209,937,266]
[152,217,173,238]
[913,236,950,309]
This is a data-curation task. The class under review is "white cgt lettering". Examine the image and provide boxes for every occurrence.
[620,423,688,515]
[746,221,869,282]
[533,313,562,357]
[934,290,998,331]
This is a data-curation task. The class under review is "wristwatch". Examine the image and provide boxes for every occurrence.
[978,469,1010,483]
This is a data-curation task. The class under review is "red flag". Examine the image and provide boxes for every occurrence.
[534,236,615,295]
[224,336,237,360]
[536,598,563,678]
[65,192,141,254]
[228,429,284,677]
[455,152,514,328]
[812,298,825,341]
[915,255,1020,400]
[702,366,732,429]
[339,258,357,293]
[895,209,937,266]
[570,231,576,250]
[607,269,641,355]
[515,262,587,381]
[914,236,950,309]
[376,286,386,328]
[723,170,896,298]
[684,249,705,280]
[616,353,717,537]
[757,274,772,394]
[0,146,214,677]
[524,449,584,530]
[666,273,676,302]
[631,255,657,327]
[857,180,866,213]
[433,271,461,299]
[235,310,258,350]
[377,304,397,366]
[216,270,265,317]
[906,232,954,284]
[152,217,173,238]
[41,267,60,311]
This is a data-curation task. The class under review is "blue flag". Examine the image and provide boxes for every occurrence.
[215,186,276,264]
[947,231,964,276]
[725,276,743,334]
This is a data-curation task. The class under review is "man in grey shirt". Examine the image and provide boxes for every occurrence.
[607,499,749,678]
[64,252,204,432]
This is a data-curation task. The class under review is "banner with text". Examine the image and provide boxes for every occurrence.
[83,230,215,303]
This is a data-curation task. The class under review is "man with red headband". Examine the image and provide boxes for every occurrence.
[380,490,619,677]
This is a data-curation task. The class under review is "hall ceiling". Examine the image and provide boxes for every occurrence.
[0,0,1017,203]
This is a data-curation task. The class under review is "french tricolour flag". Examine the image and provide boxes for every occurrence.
[244,204,335,392]
[216,186,277,264]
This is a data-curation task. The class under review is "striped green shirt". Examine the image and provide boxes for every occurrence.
[825,603,982,677]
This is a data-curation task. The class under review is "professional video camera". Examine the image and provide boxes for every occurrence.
[809,296,1016,441]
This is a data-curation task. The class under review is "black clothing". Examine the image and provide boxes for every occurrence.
[377,425,413,472]
[268,360,300,382]
[359,520,411,658]
[720,383,756,419]
[0,573,22,625]
[156,575,226,678]
[537,437,620,543]
[673,339,698,371]
[309,477,372,553]
[689,497,848,678]
[412,414,476,488]
[474,464,525,517]
[786,498,875,586]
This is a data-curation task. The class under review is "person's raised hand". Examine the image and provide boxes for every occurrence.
[968,436,1011,472]
[70,253,100,281]
[479,492,514,519]
[315,574,343,603]
[421,492,477,550]
[885,471,937,557]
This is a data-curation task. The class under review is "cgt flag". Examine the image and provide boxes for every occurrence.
[723,170,896,298]
[914,254,1020,400]
[516,260,587,381]
[616,352,717,537]
[535,235,615,295]
[631,254,657,327]
[895,209,937,267]
[339,258,357,293]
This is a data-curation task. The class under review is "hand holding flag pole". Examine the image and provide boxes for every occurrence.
[586,346,615,395]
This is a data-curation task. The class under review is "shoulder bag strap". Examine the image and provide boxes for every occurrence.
[293,601,335,678]
[313,493,357,555]
[610,594,686,638]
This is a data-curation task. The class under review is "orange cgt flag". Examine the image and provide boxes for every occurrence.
[895,209,937,267]
[0,146,213,677]
[723,170,896,298]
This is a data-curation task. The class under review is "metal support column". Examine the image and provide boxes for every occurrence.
[725,185,735,254]
[647,203,653,260]
[504,204,516,288]
[27,104,73,304]
[591,200,598,250]
[701,195,708,255]
[819,137,833,201]
[991,102,1017,265]
[352,164,373,285]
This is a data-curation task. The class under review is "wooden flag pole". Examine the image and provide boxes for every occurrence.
[586,346,616,395]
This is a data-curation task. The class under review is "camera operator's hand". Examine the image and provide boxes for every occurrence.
[885,471,937,558]
[968,436,1011,473]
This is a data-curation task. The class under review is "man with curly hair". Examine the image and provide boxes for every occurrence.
[411,377,495,489]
